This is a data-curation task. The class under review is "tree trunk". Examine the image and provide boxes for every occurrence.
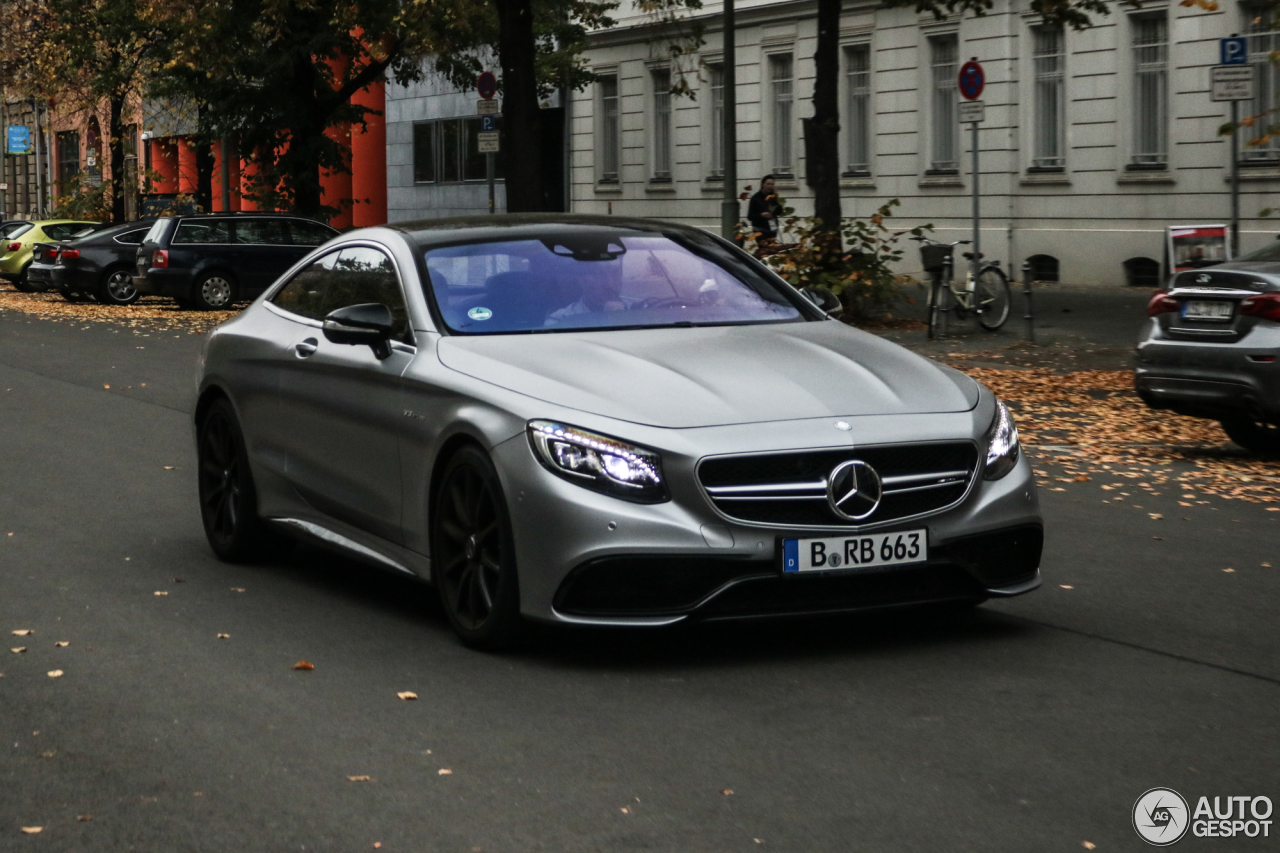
[195,104,214,212]
[109,94,127,224]
[496,0,545,212]
[805,0,842,233]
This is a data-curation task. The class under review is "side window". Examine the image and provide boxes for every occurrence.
[114,228,150,246]
[270,251,340,321]
[288,220,337,247]
[173,219,231,244]
[324,247,412,343]
[235,219,288,245]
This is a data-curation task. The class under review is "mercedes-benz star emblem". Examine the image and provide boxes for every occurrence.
[827,460,883,521]
[1196,273,1211,284]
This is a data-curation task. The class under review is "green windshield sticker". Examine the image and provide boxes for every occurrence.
[467,306,493,321]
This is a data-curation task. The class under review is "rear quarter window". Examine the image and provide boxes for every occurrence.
[114,228,151,245]
[288,220,338,247]
[235,219,288,244]
[173,220,232,244]
[3,223,34,239]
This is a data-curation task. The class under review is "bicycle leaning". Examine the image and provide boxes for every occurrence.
[915,237,1012,339]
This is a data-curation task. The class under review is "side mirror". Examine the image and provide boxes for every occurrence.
[323,303,395,359]
[801,286,844,319]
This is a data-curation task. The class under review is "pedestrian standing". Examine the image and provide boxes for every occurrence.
[747,175,781,244]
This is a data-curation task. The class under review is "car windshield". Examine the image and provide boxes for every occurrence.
[423,230,804,334]
[1234,240,1280,263]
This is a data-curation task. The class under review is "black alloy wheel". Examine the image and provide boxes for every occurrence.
[99,267,140,306]
[198,398,285,561]
[1220,416,1280,454]
[432,446,521,650]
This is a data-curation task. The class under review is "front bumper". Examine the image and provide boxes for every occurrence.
[1135,319,1280,421]
[492,425,1042,625]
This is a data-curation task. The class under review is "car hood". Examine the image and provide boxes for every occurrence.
[436,321,980,428]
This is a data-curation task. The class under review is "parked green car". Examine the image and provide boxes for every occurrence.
[1,219,100,291]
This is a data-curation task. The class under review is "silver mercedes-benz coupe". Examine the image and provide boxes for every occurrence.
[1135,242,1280,453]
[194,215,1041,649]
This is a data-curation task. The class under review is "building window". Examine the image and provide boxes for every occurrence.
[56,131,80,195]
[709,65,725,179]
[652,68,672,180]
[930,36,959,172]
[412,119,504,185]
[1244,6,1280,162]
[1124,256,1162,288]
[1032,27,1065,169]
[1027,254,1060,282]
[1131,15,1168,168]
[769,53,794,175]
[845,45,871,175]
[599,75,620,182]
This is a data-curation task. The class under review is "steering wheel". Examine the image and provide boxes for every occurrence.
[636,296,690,310]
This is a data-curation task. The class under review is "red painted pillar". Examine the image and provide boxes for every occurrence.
[350,81,387,227]
[239,156,260,212]
[150,139,179,194]
[177,136,199,195]
[211,141,241,212]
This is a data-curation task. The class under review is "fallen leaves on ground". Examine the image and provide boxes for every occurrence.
[397,691,418,701]
[77,815,92,822]
[12,629,32,636]
[0,288,237,334]
[962,367,1280,505]
[20,827,42,834]
[721,789,735,796]
[293,660,314,670]
[47,670,63,678]
[153,591,168,596]
[347,775,372,782]
[216,633,230,639]
[438,768,452,776]
[11,647,26,654]
[55,641,68,647]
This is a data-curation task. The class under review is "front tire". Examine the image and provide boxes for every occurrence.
[1221,416,1280,454]
[431,446,522,650]
[192,272,236,311]
[976,267,1011,331]
[98,268,140,306]
[198,398,285,561]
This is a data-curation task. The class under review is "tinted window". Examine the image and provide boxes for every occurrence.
[1,223,32,238]
[423,231,804,334]
[1235,241,1280,263]
[272,251,339,321]
[114,228,151,245]
[326,247,411,341]
[288,220,337,247]
[235,219,287,245]
[44,223,97,241]
[271,247,410,342]
[173,219,231,244]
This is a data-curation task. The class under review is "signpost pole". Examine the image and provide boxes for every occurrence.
[1231,98,1240,258]
[971,118,980,300]
[487,151,495,214]
[958,58,985,314]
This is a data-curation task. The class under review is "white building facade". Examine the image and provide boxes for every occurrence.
[570,0,1280,284]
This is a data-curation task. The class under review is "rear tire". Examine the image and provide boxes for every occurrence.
[192,272,236,311]
[98,267,140,306]
[12,262,34,292]
[431,446,522,651]
[198,398,289,562]
[1220,417,1280,454]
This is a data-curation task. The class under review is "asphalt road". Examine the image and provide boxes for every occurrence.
[1,309,1277,852]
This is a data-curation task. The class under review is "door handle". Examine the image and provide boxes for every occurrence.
[295,338,318,358]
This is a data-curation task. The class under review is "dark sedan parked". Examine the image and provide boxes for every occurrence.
[50,220,156,305]
[1136,241,1280,452]
[133,213,339,310]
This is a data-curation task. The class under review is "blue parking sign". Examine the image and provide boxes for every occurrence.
[6,125,30,155]
[481,115,497,133]
[1221,36,1248,65]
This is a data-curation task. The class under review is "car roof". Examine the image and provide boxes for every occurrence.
[33,219,101,226]
[164,212,331,222]
[390,213,716,250]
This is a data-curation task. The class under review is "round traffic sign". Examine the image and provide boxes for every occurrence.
[958,60,984,100]
[478,71,497,100]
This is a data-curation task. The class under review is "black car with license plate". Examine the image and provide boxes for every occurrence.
[25,224,113,294]
[132,213,339,310]
[47,220,156,305]
[1135,242,1280,452]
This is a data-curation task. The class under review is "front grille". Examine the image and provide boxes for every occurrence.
[698,442,979,527]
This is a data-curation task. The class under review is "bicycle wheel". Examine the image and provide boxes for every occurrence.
[927,277,942,339]
[976,266,1011,331]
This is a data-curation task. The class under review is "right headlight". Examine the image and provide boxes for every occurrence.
[984,399,1020,480]
[527,420,669,503]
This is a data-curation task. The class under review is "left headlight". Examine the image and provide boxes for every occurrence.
[984,399,1020,480]
[527,420,669,503]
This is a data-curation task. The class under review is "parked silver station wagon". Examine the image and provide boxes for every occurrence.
[194,215,1042,649]
[1136,243,1280,453]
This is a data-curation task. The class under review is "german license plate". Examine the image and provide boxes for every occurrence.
[782,529,927,574]
[1182,300,1233,320]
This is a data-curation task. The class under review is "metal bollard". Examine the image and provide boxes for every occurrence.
[1021,260,1034,343]
[940,252,952,338]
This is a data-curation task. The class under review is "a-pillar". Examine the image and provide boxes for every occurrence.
[350,81,387,227]
[211,141,241,212]
[150,139,179,194]
[177,136,198,196]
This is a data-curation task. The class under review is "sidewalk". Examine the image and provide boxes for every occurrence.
[868,282,1154,372]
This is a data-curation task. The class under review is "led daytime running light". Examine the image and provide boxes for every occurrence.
[528,420,668,503]
[984,400,1020,480]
